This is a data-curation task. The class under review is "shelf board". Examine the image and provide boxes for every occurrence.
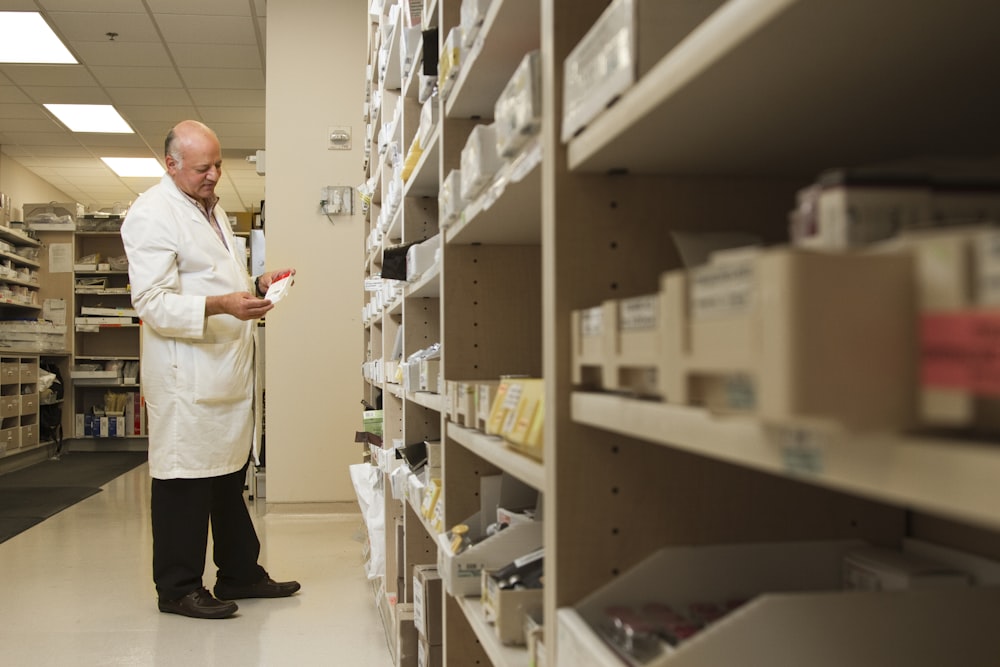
[408,390,443,412]
[383,20,403,91]
[572,392,1000,531]
[0,301,40,310]
[403,124,440,198]
[0,227,40,247]
[0,276,40,289]
[454,596,531,667]
[447,423,544,491]
[74,355,139,361]
[445,138,542,245]
[406,263,440,298]
[75,289,131,296]
[569,0,1000,176]
[403,36,423,101]
[0,250,40,269]
[445,0,541,120]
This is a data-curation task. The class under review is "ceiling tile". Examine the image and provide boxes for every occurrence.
[171,44,262,69]
[90,66,183,88]
[0,65,99,87]
[45,11,160,42]
[70,41,172,68]
[0,118,62,132]
[19,86,114,104]
[189,89,264,108]
[105,88,191,106]
[181,68,263,90]
[156,14,257,45]
[145,0,253,16]
[37,0,147,13]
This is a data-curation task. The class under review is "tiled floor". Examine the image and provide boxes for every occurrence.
[0,461,393,666]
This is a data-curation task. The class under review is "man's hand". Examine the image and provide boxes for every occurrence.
[257,268,296,294]
[206,292,274,320]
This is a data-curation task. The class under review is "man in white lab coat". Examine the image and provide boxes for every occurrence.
[122,120,299,619]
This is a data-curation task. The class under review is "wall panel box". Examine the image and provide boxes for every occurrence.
[417,636,442,667]
[481,569,544,646]
[556,540,1000,667]
[561,0,726,141]
[661,247,916,430]
[396,603,419,667]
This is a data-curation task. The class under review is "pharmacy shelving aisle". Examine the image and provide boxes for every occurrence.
[364,1,1000,666]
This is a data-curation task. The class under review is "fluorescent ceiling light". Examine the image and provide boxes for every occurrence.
[101,158,164,178]
[0,12,76,64]
[45,104,133,133]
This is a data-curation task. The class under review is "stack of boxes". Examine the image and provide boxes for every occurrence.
[412,564,443,666]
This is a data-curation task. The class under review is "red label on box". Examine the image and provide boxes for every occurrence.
[921,310,1000,396]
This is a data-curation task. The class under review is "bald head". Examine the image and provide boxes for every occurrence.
[165,120,219,166]
[164,120,223,207]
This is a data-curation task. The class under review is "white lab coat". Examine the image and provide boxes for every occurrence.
[122,174,256,479]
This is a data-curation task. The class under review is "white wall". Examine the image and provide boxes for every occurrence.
[264,0,366,504]
[0,155,74,219]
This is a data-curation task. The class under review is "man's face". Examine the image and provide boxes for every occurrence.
[166,136,222,204]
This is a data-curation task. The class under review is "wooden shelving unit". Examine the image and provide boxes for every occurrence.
[363,0,1000,665]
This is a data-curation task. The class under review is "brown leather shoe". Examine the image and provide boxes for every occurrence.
[214,576,301,600]
[158,587,238,619]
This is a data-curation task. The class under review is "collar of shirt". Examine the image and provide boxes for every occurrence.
[181,191,220,221]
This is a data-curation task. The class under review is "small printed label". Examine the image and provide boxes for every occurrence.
[976,231,1000,306]
[502,383,523,410]
[774,427,825,475]
[690,258,755,319]
[580,306,603,337]
[619,295,658,331]
[921,311,1000,396]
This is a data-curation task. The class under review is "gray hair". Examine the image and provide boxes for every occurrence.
[164,128,183,166]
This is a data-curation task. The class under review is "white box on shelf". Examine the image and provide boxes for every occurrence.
[459,0,493,48]
[555,540,1000,667]
[562,0,726,141]
[406,234,441,282]
[459,123,505,202]
[495,50,542,158]
[439,169,467,228]
[436,473,540,597]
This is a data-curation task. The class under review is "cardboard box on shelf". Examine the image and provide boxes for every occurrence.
[436,474,541,597]
[412,564,442,645]
[481,569,543,646]
[396,603,419,667]
[661,246,915,430]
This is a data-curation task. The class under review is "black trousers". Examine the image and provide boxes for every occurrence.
[151,461,267,601]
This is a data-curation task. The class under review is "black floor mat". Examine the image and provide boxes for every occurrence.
[0,451,147,488]
[0,451,147,544]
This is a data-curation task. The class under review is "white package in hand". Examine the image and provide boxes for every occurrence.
[264,271,294,303]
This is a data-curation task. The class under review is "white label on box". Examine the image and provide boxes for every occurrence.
[976,231,1000,306]
[690,258,755,319]
[619,295,657,330]
[580,306,603,337]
